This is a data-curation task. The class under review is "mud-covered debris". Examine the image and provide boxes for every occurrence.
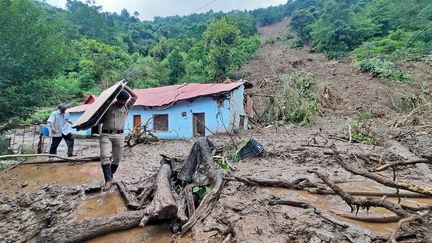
[0,185,84,242]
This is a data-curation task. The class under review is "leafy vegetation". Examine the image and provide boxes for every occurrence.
[263,74,319,126]
[192,186,211,200]
[0,136,11,156]
[342,113,377,145]
[355,58,411,82]
[288,0,432,78]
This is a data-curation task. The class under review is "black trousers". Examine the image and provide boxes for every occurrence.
[49,133,74,156]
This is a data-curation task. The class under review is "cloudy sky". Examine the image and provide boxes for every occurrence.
[45,0,287,20]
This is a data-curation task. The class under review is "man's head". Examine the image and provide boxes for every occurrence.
[58,102,68,113]
[116,90,130,105]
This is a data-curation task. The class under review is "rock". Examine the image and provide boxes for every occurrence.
[48,199,62,206]
[309,235,322,243]
[0,204,12,214]
[21,182,29,188]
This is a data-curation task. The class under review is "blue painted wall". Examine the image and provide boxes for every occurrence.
[70,113,92,136]
[69,85,246,139]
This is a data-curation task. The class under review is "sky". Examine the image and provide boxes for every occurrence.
[45,0,287,20]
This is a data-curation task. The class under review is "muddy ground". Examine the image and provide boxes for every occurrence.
[1,19,432,242]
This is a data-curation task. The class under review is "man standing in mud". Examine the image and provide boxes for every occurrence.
[99,86,138,190]
[48,102,75,160]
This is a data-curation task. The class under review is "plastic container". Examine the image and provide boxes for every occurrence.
[237,139,264,161]
[41,127,50,137]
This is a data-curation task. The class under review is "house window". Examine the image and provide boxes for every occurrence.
[153,114,168,131]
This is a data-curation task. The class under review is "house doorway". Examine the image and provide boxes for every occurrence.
[133,115,141,135]
[193,113,205,137]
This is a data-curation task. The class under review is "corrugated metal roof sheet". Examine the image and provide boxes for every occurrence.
[68,82,243,113]
[134,82,243,107]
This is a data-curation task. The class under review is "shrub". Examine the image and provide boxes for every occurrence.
[340,113,376,145]
[0,136,10,156]
[285,33,295,40]
[356,58,411,83]
[290,38,305,49]
[263,74,319,126]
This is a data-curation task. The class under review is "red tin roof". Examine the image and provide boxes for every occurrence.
[67,95,98,113]
[68,82,243,113]
[134,82,243,107]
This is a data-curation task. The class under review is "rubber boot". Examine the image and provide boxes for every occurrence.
[101,164,113,191]
[111,164,119,176]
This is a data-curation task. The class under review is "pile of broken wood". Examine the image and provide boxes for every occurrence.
[38,137,225,242]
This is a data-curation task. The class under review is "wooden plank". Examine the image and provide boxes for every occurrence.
[72,80,126,130]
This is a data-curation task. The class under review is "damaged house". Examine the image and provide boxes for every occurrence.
[68,81,252,139]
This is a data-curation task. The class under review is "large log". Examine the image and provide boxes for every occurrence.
[139,161,178,226]
[37,210,144,243]
[180,137,225,235]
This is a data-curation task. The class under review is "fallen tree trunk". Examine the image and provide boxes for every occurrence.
[180,137,224,235]
[181,179,225,235]
[330,145,432,197]
[140,161,178,226]
[137,183,154,206]
[0,153,99,162]
[38,210,144,243]
[308,169,409,218]
[38,138,224,241]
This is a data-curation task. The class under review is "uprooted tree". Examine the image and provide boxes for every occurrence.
[38,137,225,242]
[308,144,432,242]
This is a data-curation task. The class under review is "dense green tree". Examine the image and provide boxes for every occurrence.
[0,0,67,127]
[290,8,318,39]
[65,0,114,42]
[204,17,241,80]
[75,39,131,89]
[167,49,186,84]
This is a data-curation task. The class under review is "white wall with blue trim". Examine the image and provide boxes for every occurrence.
[69,85,246,139]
